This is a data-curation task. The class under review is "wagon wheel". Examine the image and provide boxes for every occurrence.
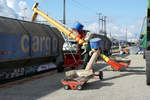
[64,85,69,90]
[77,84,82,90]
[99,71,103,80]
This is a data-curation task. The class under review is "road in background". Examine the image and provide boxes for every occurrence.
[129,46,139,54]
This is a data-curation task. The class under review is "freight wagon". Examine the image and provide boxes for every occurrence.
[0,16,64,82]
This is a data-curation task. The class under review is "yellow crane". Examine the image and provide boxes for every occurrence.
[32,3,86,46]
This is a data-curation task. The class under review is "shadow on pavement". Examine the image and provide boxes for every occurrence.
[126,66,145,69]
[93,63,109,71]
[102,66,145,81]
[84,80,114,90]
[102,72,144,82]
[112,53,130,58]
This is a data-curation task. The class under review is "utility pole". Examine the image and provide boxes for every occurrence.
[97,13,102,34]
[22,7,27,20]
[104,16,107,36]
[63,0,66,24]
[126,27,128,43]
[99,15,107,36]
[97,13,107,36]
[101,16,104,33]
[110,32,111,38]
[97,13,105,34]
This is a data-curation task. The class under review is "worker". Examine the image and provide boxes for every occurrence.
[76,30,87,59]
[81,32,92,69]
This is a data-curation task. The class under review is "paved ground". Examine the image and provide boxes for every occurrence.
[0,54,150,100]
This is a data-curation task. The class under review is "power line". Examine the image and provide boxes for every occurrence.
[71,0,97,13]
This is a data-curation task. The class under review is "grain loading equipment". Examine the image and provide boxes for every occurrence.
[31,3,130,90]
[31,3,128,71]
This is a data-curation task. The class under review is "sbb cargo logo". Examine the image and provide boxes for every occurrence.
[21,34,57,54]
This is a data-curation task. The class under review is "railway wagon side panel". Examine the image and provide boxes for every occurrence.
[0,16,64,81]
[40,25,64,56]
[0,17,29,60]
[20,21,52,57]
[0,16,63,61]
[0,34,30,59]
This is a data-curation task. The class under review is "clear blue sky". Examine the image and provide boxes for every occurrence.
[26,0,146,25]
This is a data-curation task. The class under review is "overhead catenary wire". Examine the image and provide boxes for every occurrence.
[30,0,100,26]
[71,0,98,13]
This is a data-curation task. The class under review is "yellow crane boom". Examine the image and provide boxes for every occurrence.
[31,3,86,46]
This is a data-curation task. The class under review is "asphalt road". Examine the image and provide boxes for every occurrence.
[129,46,139,54]
[0,54,150,100]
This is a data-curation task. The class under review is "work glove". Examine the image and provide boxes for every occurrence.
[89,51,93,56]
